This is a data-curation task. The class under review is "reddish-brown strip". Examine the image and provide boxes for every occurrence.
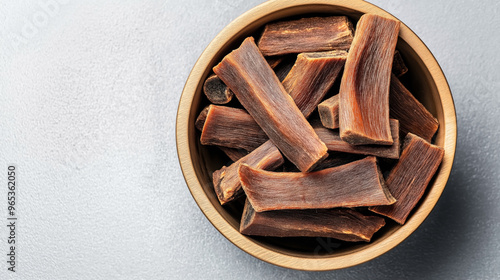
[240,200,386,242]
[239,156,395,212]
[196,107,248,162]
[339,14,400,145]
[283,50,347,118]
[314,119,400,159]
[369,133,444,224]
[389,74,439,142]
[392,50,408,77]
[213,141,284,204]
[213,37,327,172]
[200,105,268,151]
[195,106,259,159]
[257,16,354,56]
[318,94,340,129]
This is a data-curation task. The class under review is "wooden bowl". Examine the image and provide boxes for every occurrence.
[176,0,457,271]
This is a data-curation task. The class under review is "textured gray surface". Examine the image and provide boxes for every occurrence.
[0,0,499,279]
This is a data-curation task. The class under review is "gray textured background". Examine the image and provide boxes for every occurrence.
[0,0,499,279]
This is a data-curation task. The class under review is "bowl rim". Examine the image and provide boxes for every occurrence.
[176,0,457,271]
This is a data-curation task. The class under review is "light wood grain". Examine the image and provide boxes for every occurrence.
[176,0,457,271]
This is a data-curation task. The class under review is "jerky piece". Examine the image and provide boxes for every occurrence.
[318,94,340,129]
[196,107,248,162]
[213,141,284,205]
[283,50,347,118]
[239,156,395,212]
[219,147,248,162]
[314,119,400,159]
[390,74,439,142]
[339,14,400,145]
[392,50,408,77]
[195,106,210,131]
[200,105,268,151]
[257,16,354,56]
[240,200,386,242]
[214,37,327,172]
[196,106,251,161]
[370,133,444,224]
[203,74,234,104]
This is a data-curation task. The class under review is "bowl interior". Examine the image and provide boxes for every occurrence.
[178,0,455,270]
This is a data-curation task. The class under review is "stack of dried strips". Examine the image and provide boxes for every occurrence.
[196,14,444,243]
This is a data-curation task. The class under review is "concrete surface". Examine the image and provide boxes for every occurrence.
[0,0,499,279]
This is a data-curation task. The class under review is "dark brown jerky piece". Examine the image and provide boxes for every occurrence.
[318,94,340,129]
[200,105,268,151]
[339,14,400,145]
[203,74,234,104]
[370,133,444,224]
[239,156,395,212]
[195,106,210,131]
[218,147,248,162]
[240,200,386,242]
[283,50,347,118]
[314,119,400,159]
[392,50,408,77]
[213,37,327,172]
[213,140,284,205]
[196,107,248,162]
[257,16,354,56]
[196,106,250,161]
[390,74,439,142]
